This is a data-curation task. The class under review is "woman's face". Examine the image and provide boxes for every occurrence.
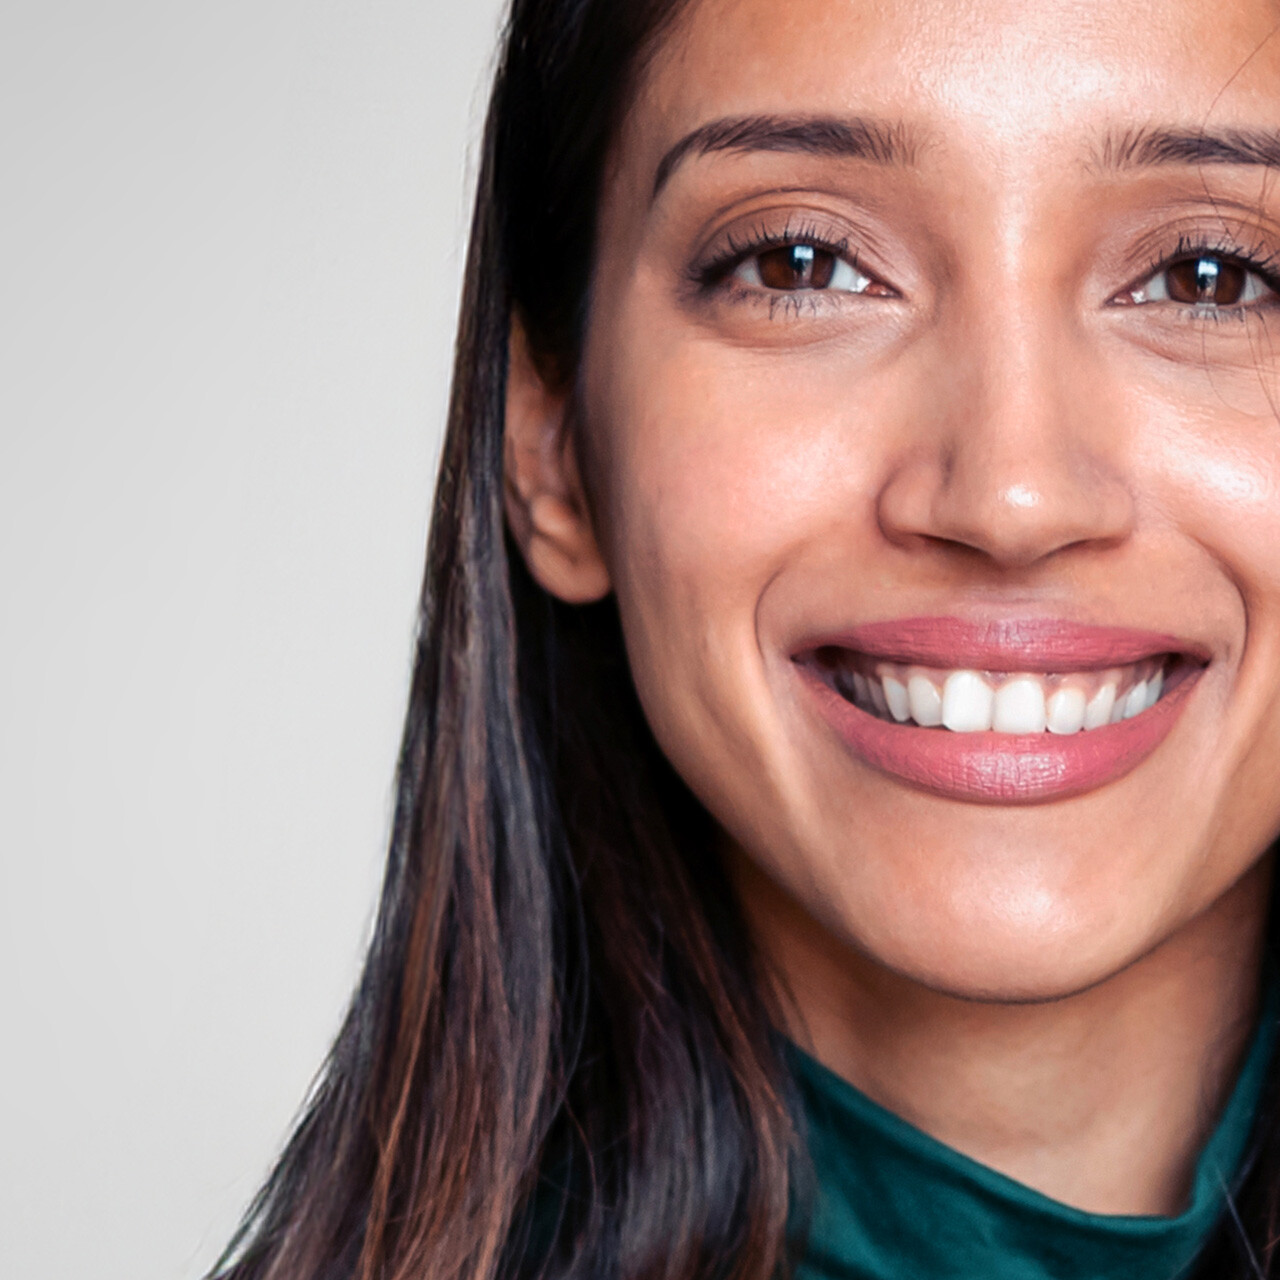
[535,0,1280,999]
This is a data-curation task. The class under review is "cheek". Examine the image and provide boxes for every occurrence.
[1152,428,1280,582]
[577,325,871,816]
[583,328,886,738]
[585,320,912,607]
[1147,395,1280,850]
[1128,321,1280,576]
[1134,367,1280,684]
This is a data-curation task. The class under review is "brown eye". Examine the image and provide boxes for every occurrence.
[1164,255,1247,306]
[731,242,884,295]
[1124,251,1275,309]
[757,244,837,289]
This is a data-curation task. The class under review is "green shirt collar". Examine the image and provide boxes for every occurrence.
[789,991,1276,1280]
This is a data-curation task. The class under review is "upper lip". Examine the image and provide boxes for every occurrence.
[793,616,1213,673]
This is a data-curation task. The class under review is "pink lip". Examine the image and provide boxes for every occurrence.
[818,616,1211,672]
[794,617,1208,804]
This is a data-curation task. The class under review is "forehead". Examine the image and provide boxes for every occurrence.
[624,0,1280,185]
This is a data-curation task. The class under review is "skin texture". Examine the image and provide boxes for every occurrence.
[505,0,1280,1216]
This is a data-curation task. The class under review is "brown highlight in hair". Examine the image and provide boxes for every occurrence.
[207,2,1280,1278]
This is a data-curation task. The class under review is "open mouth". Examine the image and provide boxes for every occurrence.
[792,618,1209,802]
[806,648,1195,735]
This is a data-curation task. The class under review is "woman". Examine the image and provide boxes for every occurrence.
[212,0,1280,1276]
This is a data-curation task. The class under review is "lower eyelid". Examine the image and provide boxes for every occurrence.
[713,280,859,320]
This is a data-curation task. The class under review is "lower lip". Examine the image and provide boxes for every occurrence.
[797,664,1201,804]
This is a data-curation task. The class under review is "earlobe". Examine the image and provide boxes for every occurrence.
[503,317,613,604]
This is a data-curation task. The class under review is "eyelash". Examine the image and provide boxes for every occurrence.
[692,219,863,292]
[691,224,1280,322]
[1125,232,1280,318]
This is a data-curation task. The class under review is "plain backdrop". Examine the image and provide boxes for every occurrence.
[0,2,508,1276]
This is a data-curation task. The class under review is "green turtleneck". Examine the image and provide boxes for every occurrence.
[789,996,1276,1280]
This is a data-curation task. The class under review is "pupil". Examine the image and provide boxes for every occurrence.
[1194,257,1220,302]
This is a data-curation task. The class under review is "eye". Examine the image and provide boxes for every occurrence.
[1123,252,1278,308]
[732,243,888,294]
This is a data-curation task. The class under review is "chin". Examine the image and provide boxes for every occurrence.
[834,864,1175,1005]
[882,936,1141,1005]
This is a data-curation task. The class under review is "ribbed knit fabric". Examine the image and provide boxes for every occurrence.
[790,994,1276,1280]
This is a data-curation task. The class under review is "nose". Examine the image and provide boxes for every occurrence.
[876,312,1134,571]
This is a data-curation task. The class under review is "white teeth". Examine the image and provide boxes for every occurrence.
[1084,683,1116,729]
[836,657,1169,734]
[1046,686,1086,735]
[907,671,944,727]
[941,669,994,732]
[1145,669,1163,709]
[1122,680,1148,720]
[993,675,1047,734]
[882,674,911,722]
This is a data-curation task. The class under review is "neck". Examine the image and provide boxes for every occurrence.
[738,856,1271,1216]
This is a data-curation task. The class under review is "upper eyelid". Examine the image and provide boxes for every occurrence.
[690,202,881,261]
[701,225,854,269]
[1118,216,1280,282]
[1152,237,1280,276]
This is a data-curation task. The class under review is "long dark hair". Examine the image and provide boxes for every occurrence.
[211,2,1280,1277]
[212,2,795,1278]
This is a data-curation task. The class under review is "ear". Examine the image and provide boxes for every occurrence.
[503,317,612,603]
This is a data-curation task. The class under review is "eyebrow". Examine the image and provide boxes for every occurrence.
[1094,125,1280,172]
[651,114,921,199]
[651,115,1280,200]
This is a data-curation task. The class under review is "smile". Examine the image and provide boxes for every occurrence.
[816,651,1170,735]
[795,617,1209,803]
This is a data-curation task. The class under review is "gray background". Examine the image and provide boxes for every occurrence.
[0,2,508,1276]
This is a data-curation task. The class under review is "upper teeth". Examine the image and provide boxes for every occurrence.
[832,658,1167,733]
